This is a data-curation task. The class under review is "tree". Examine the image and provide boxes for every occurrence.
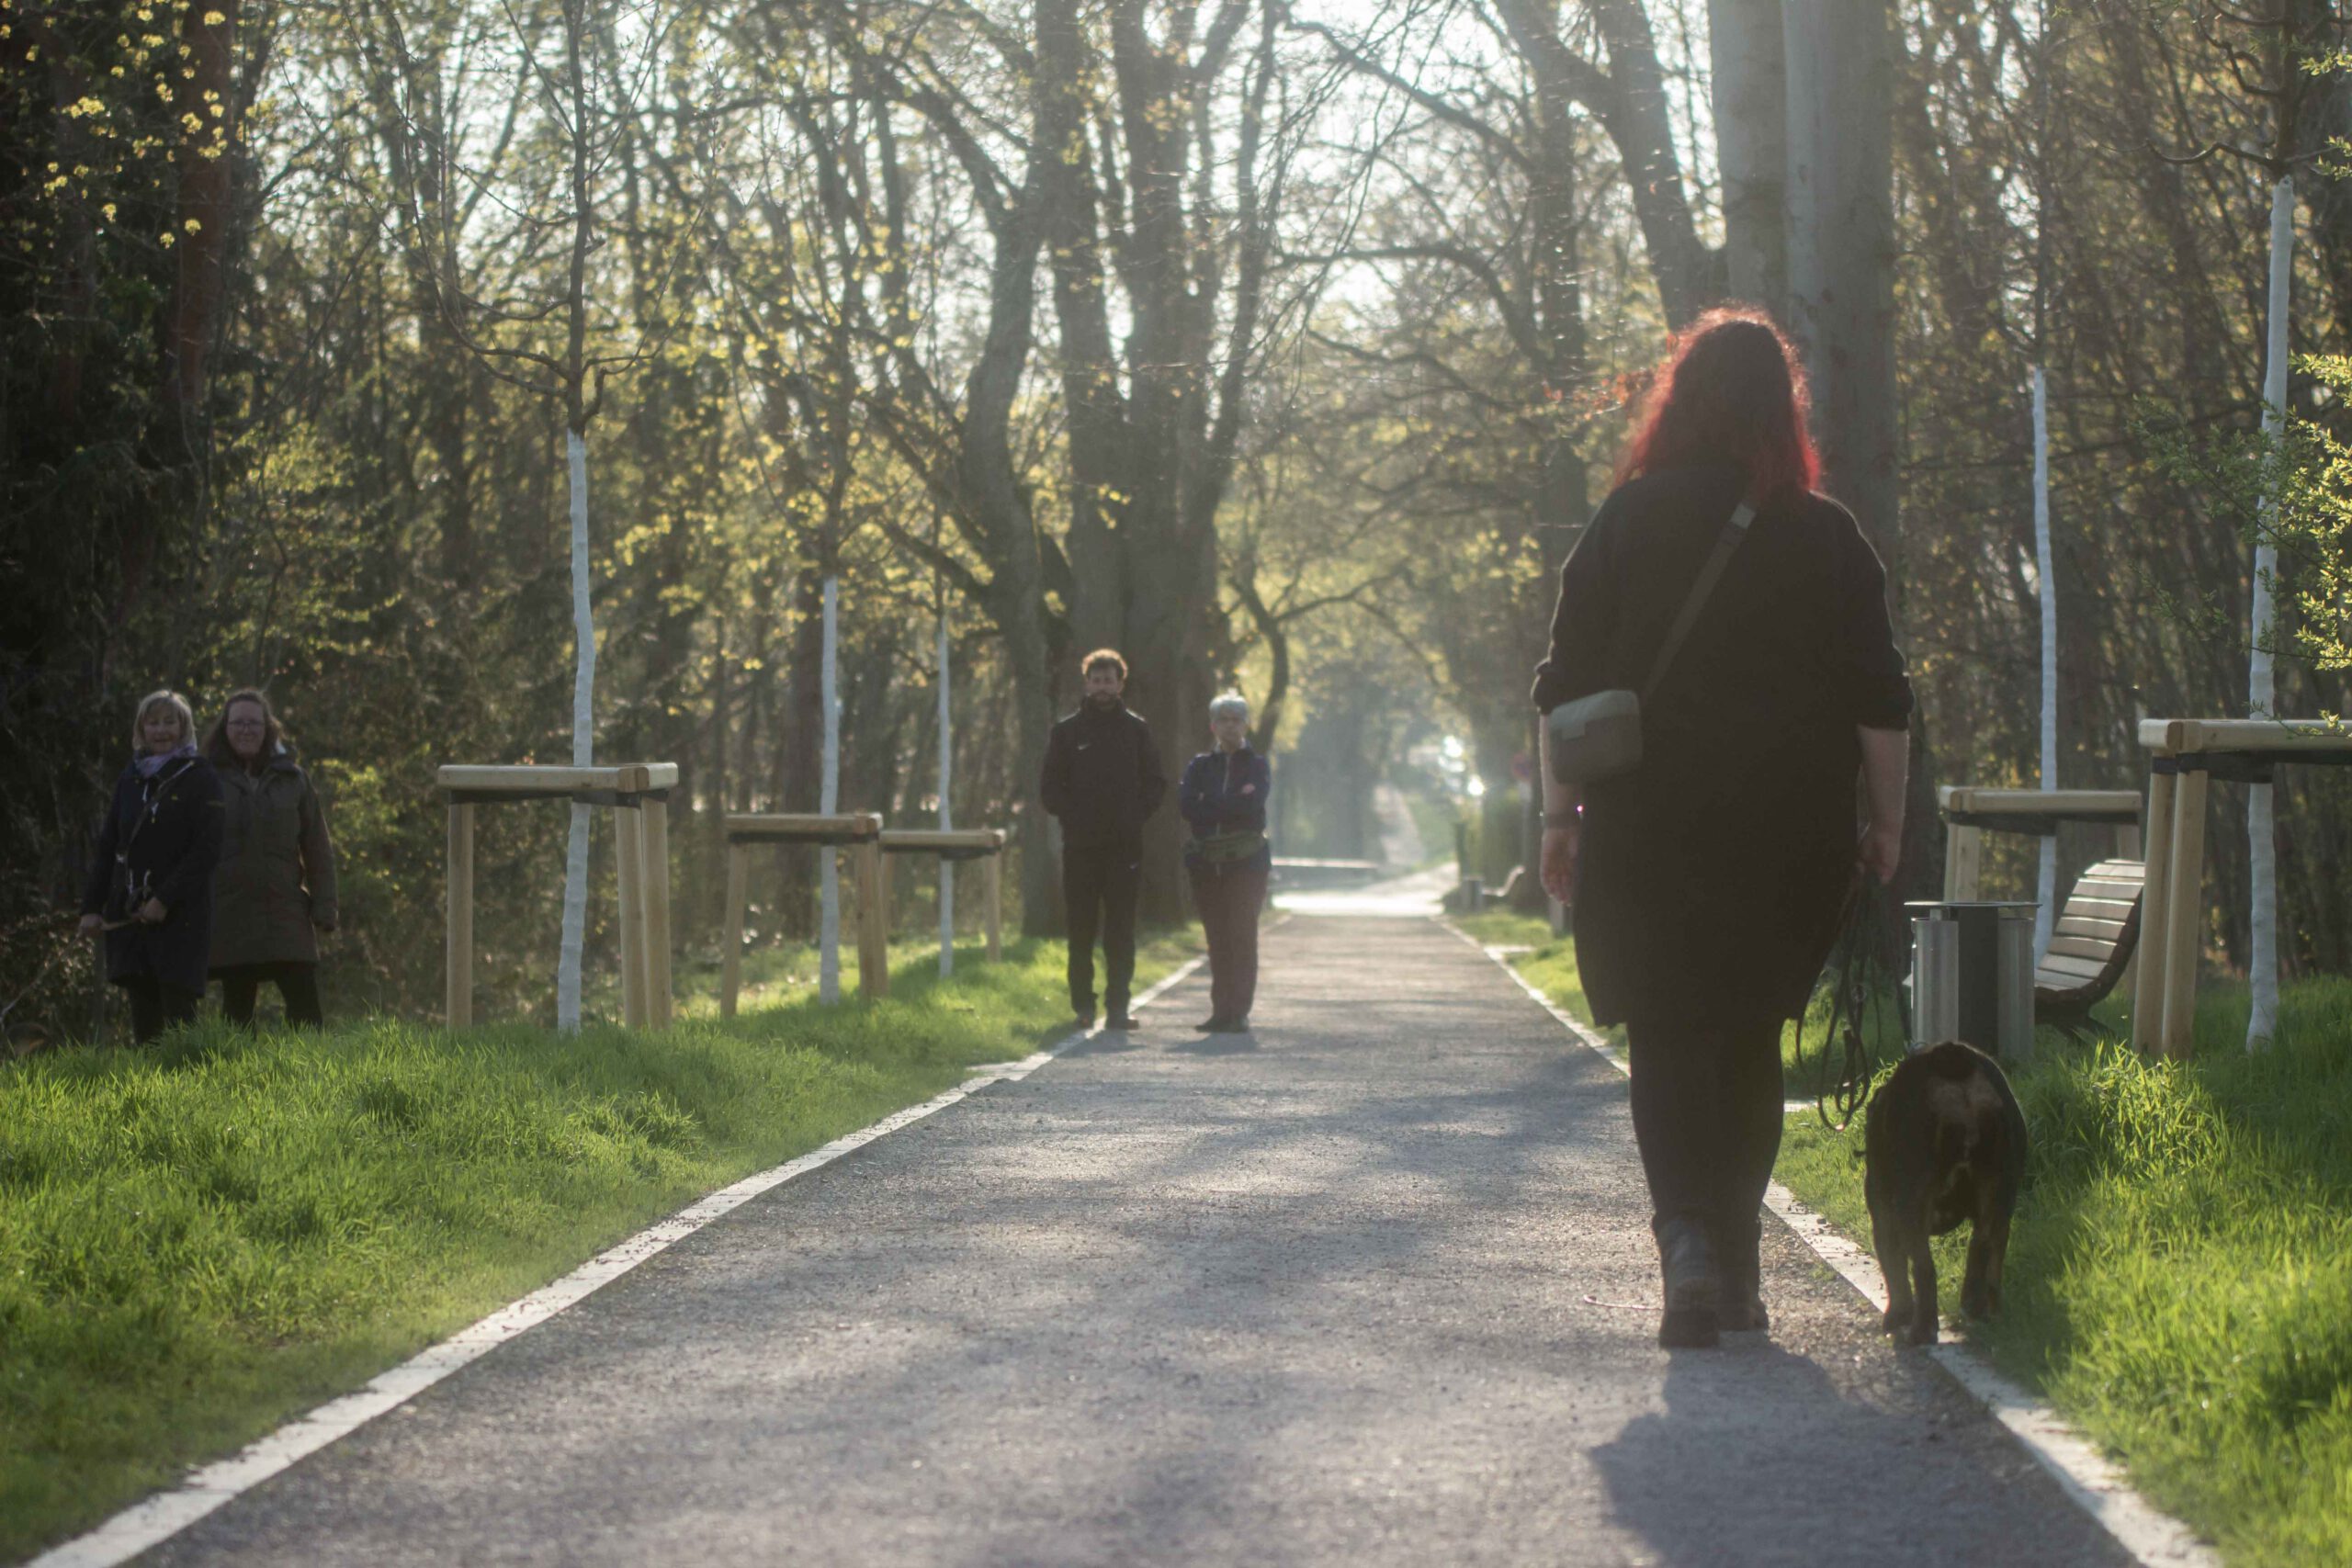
[365,0,687,1027]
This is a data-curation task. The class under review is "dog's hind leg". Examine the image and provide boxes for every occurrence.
[1906,1213,1941,1345]
[1969,1198,2014,1319]
[1961,1227,1995,1320]
[1871,1205,1915,1338]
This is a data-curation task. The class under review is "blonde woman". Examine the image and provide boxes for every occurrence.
[78,690,225,1041]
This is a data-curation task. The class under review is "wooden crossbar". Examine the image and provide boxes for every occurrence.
[1939,786,2142,818]
[1938,784,2143,902]
[440,762,675,1031]
[2136,717,2352,754]
[439,763,680,795]
[723,812,881,844]
[877,829,1005,854]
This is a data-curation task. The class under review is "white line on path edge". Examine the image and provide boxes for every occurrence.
[1439,918,2218,1568]
[32,953,1210,1568]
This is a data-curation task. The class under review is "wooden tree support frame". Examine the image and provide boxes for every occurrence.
[719,814,887,1017]
[1938,786,2143,903]
[2131,719,2352,1059]
[879,828,1008,969]
[440,763,678,1032]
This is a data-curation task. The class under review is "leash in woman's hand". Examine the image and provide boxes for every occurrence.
[1798,870,1908,1131]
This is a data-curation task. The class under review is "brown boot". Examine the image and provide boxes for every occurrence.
[1655,1217,1721,1348]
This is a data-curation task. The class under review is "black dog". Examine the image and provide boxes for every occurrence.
[1863,1041,2029,1346]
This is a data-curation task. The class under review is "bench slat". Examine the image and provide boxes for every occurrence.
[2060,911,2135,940]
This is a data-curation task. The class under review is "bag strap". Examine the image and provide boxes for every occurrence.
[1638,497,1758,703]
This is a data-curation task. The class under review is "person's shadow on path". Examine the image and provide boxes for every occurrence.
[1170,1029,1261,1055]
[1589,1343,2123,1567]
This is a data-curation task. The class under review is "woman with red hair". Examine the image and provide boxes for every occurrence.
[1532,310,1913,1348]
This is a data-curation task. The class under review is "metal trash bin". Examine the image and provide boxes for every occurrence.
[1905,900,2037,1060]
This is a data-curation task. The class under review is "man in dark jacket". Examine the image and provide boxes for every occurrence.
[1040,649,1167,1028]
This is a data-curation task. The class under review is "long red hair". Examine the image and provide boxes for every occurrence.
[1616,307,1819,502]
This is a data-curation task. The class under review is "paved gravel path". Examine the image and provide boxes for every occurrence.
[144,915,2130,1566]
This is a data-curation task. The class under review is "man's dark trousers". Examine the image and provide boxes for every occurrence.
[1064,841,1142,1019]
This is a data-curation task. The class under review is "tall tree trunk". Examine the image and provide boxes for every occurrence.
[2248,175,2291,1049]
[1783,0,1899,558]
[1709,0,1787,316]
[159,0,241,446]
[1784,0,1930,912]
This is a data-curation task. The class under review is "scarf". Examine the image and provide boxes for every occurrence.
[134,740,198,778]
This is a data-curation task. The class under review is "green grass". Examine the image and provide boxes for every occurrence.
[0,931,1195,1564]
[1473,909,2352,1566]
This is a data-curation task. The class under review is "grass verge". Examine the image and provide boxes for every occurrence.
[0,930,1195,1564]
[1464,909,2352,1566]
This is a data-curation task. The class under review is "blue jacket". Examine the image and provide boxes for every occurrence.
[1178,746,1272,868]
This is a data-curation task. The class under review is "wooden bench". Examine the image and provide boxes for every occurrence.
[2033,858,2144,1037]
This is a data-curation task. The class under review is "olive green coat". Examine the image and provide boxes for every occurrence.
[209,750,339,970]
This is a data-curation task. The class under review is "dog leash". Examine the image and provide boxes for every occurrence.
[1797,871,1908,1131]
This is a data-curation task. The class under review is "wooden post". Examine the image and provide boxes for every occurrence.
[615,803,646,1028]
[984,852,1003,962]
[447,802,475,1029]
[2158,768,2210,1059]
[1941,818,1961,902]
[722,841,748,1020]
[1947,823,1983,901]
[642,794,673,1028]
[854,840,888,998]
[2132,767,2177,1056]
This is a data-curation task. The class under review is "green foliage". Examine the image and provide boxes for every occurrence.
[2141,355,2352,677]
[0,931,1194,1562]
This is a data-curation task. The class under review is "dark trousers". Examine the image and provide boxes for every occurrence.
[119,976,201,1043]
[1624,1013,1785,1236]
[1063,841,1142,1016]
[217,961,324,1028]
[1189,862,1267,1021]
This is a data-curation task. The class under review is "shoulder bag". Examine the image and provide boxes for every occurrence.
[1544,496,1758,786]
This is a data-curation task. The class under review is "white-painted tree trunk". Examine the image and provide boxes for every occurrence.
[2247,176,2291,1051]
[2032,367,2058,960]
[557,426,594,1032]
[937,608,955,977]
[819,575,842,1004]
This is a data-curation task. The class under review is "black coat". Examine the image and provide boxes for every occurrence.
[82,755,226,995]
[1040,699,1167,848]
[1532,461,1912,1027]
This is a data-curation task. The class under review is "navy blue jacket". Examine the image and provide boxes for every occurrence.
[82,756,225,994]
[1178,746,1272,869]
